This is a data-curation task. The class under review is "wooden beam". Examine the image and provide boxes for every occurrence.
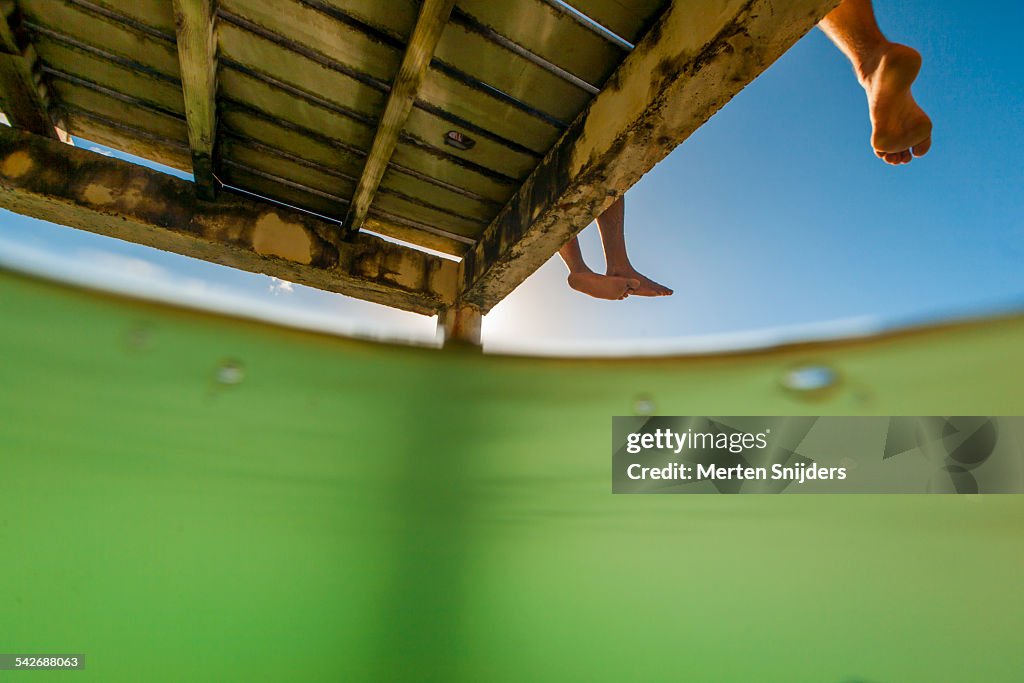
[460,0,841,312]
[0,125,457,315]
[343,0,455,236]
[0,2,63,140]
[172,0,219,199]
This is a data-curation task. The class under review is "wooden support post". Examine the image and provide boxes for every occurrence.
[459,0,841,312]
[0,125,458,315]
[438,303,483,348]
[172,0,219,199]
[0,2,64,140]
[342,0,456,237]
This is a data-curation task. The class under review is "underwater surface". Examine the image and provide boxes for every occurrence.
[1,269,1022,682]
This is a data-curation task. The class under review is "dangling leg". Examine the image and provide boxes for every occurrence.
[558,233,639,300]
[599,196,672,297]
[819,0,932,164]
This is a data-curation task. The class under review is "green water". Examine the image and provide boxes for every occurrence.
[1,270,1022,681]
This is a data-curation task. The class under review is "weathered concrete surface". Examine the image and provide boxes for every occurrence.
[438,302,482,346]
[460,0,841,312]
[0,126,457,314]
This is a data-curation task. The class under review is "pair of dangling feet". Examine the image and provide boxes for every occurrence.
[567,268,673,301]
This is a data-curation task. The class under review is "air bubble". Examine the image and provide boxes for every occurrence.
[632,394,656,415]
[215,359,245,385]
[781,364,839,394]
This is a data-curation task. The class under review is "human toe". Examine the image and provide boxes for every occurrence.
[912,136,931,157]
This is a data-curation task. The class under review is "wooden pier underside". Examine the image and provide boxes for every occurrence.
[0,0,838,331]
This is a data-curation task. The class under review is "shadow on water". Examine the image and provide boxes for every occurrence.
[360,352,485,682]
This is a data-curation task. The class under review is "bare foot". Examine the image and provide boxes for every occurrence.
[567,272,640,300]
[862,43,932,165]
[607,268,673,297]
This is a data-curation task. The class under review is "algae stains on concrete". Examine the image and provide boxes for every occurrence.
[351,247,422,291]
[570,0,748,181]
[429,258,459,299]
[251,212,314,264]
[0,121,454,314]
[80,176,163,212]
[1,150,33,178]
[438,302,482,346]
[120,179,149,210]
[81,183,116,206]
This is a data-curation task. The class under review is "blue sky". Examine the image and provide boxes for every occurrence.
[2,0,1022,353]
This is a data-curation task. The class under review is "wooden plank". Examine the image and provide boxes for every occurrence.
[217,161,471,257]
[52,79,189,146]
[389,137,515,206]
[418,67,562,156]
[568,0,668,44]
[297,0,419,43]
[216,159,349,219]
[38,0,179,35]
[218,98,365,174]
[219,101,499,225]
[456,0,625,88]
[219,86,507,229]
[432,19,591,124]
[34,39,186,116]
[371,186,483,241]
[26,24,178,90]
[221,136,485,240]
[171,0,218,198]
[222,0,561,156]
[227,0,567,134]
[377,156,503,222]
[220,138,356,201]
[219,0,398,86]
[343,0,455,236]
[217,60,376,156]
[0,3,60,138]
[362,214,471,258]
[34,58,187,171]
[19,0,181,78]
[64,107,192,171]
[218,63,517,205]
[0,125,457,314]
[460,0,841,312]
[217,23,536,186]
[220,138,485,240]
[222,0,562,132]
